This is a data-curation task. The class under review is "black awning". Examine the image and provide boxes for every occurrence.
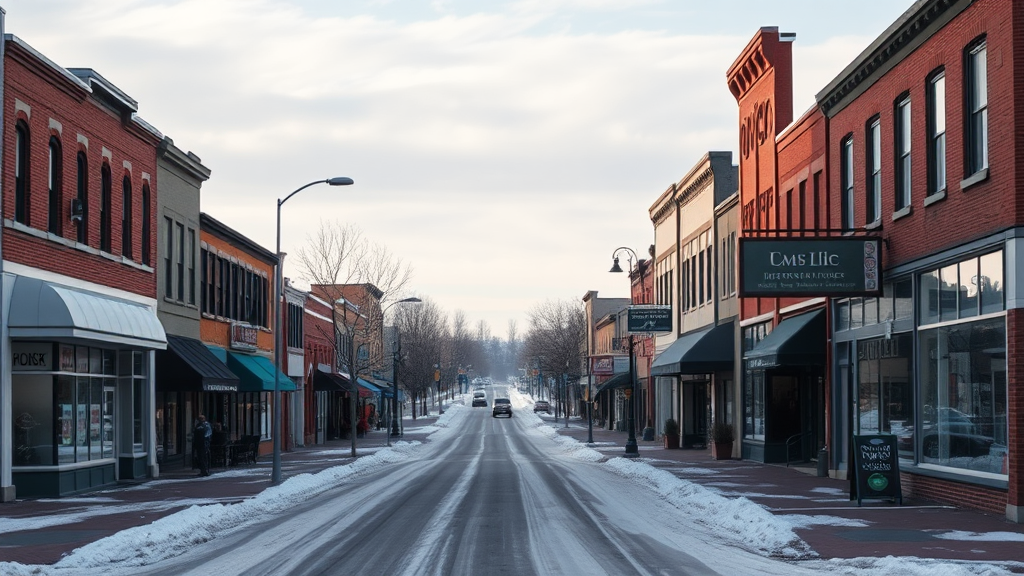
[313,368,351,392]
[156,335,239,393]
[594,372,632,395]
[650,321,734,376]
[743,309,825,369]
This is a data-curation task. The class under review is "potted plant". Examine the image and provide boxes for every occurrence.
[710,420,734,460]
[663,418,680,449]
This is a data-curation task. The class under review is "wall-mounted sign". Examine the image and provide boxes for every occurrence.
[628,305,672,333]
[851,434,903,506]
[11,342,52,372]
[230,322,259,351]
[739,237,882,297]
[592,356,615,375]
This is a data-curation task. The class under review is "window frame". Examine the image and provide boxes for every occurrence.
[866,117,882,222]
[964,38,988,177]
[15,121,29,225]
[841,135,855,230]
[48,136,63,235]
[927,69,947,196]
[895,96,912,210]
[100,164,112,253]
[76,152,88,244]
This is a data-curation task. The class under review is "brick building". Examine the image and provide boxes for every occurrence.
[1,28,166,498]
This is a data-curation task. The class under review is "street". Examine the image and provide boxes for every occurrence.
[118,387,803,576]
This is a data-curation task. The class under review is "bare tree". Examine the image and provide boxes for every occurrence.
[521,299,587,416]
[398,298,449,418]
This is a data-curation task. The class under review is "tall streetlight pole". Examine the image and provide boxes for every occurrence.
[273,176,353,486]
[610,246,640,458]
[384,297,421,446]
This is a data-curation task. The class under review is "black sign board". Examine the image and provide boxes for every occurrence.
[851,434,902,506]
[627,306,672,333]
[740,237,882,297]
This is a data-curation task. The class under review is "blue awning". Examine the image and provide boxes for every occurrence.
[208,346,296,392]
[356,377,381,398]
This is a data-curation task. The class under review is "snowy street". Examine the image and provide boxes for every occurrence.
[0,386,1021,576]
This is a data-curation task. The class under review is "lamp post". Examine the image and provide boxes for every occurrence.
[384,297,421,445]
[609,246,640,458]
[273,176,354,486]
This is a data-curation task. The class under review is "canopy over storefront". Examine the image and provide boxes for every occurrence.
[207,346,297,392]
[650,321,734,376]
[157,335,239,392]
[594,371,631,395]
[743,309,825,369]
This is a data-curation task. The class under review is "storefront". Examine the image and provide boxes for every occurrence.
[742,309,826,464]
[6,277,166,497]
[833,246,1006,488]
[155,335,239,469]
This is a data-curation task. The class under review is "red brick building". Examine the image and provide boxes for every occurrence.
[2,31,166,498]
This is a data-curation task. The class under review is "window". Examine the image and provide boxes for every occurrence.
[188,229,196,305]
[199,247,271,328]
[141,184,151,265]
[841,136,854,230]
[76,152,88,244]
[164,217,173,298]
[48,137,63,235]
[866,118,881,221]
[704,231,713,304]
[287,303,303,349]
[965,39,988,176]
[919,251,1003,326]
[14,121,29,225]
[857,334,913,460]
[100,165,112,253]
[720,231,736,298]
[797,180,806,235]
[895,97,911,210]
[122,176,133,259]
[201,249,208,312]
[176,223,185,301]
[927,70,946,195]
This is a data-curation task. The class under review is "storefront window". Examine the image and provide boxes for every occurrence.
[979,251,1003,314]
[920,270,939,325]
[56,376,74,463]
[918,317,1006,475]
[744,371,765,441]
[857,334,913,460]
[894,279,913,319]
[13,374,54,466]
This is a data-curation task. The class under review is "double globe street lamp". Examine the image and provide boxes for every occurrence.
[273,177,354,486]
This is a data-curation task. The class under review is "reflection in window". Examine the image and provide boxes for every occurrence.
[980,251,1003,314]
[959,258,978,319]
[744,371,765,441]
[918,317,1006,474]
[939,264,958,322]
[858,334,914,460]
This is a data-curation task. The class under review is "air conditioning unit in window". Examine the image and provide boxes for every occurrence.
[70,198,84,223]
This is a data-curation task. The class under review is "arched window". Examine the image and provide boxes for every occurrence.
[48,137,63,235]
[141,182,150,265]
[100,164,112,252]
[122,175,133,259]
[76,152,88,244]
[14,121,29,225]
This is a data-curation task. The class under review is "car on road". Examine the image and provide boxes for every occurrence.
[492,398,512,418]
[472,397,487,407]
[533,400,550,413]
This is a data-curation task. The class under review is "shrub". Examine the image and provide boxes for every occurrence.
[663,418,679,436]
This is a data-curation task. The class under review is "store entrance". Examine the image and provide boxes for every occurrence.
[682,380,709,448]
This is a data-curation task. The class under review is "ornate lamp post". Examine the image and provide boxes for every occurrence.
[609,246,640,458]
[384,297,421,446]
[273,176,354,486]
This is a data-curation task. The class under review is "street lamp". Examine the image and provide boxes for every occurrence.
[273,176,354,486]
[609,246,639,458]
[384,297,421,445]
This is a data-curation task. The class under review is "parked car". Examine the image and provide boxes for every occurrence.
[492,398,513,418]
[534,400,550,413]
[472,397,487,408]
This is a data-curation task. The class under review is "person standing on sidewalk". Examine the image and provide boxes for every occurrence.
[194,414,212,477]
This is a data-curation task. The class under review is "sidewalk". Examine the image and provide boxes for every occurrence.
[549,415,1024,567]
[0,418,439,566]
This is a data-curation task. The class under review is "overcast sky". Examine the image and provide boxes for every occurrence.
[2,0,913,337]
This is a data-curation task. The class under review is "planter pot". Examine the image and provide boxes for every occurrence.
[664,433,680,449]
[711,441,733,460]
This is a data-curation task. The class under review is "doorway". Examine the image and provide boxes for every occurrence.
[682,380,709,448]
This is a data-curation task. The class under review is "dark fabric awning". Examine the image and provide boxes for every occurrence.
[313,367,350,392]
[156,335,239,393]
[594,372,632,395]
[651,321,735,376]
[744,309,825,369]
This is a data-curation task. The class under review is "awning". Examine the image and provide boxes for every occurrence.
[650,321,735,376]
[356,377,381,398]
[8,276,166,349]
[594,372,632,395]
[207,346,297,392]
[744,309,825,369]
[313,366,350,392]
[156,335,239,393]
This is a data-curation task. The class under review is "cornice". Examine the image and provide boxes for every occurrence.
[816,0,972,118]
[675,166,715,209]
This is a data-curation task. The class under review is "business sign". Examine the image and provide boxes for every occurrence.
[591,356,615,375]
[851,434,903,506]
[627,306,672,333]
[11,342,52,372]
[230,322,259,351]
[739,237,882,297]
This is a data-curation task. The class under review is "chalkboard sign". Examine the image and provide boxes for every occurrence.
[852,434,902,506]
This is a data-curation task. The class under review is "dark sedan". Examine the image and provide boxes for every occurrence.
[492,398,513,418]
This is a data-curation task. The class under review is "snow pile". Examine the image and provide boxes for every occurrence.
[507,386,603,462]
[802,556,1022,576]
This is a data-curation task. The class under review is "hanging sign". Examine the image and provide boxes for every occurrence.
[740,237,882,297]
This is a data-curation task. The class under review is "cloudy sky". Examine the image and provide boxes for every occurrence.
[2,0,913,337]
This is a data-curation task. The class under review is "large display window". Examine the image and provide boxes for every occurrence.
[856,333,913,460]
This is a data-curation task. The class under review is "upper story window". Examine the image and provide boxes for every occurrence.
[76,152,88,244]
[895,97,912,210]
[164,217,174,298]
[841,136,854,230]
[141,183,151,266]
[866,118,881,222]
[965,38,988,176]
[48,137,63,235]
[720,231,736,299]
[919,250,1002,327]
[200,246,268,328]
[14,121,29,225]
[100,164,112,253]
[121,176,133,259]
[927,70,946,195]
[287,303,304,349]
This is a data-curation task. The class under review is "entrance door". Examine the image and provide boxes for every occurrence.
[682,381,709,448]
[103,386,116,462]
